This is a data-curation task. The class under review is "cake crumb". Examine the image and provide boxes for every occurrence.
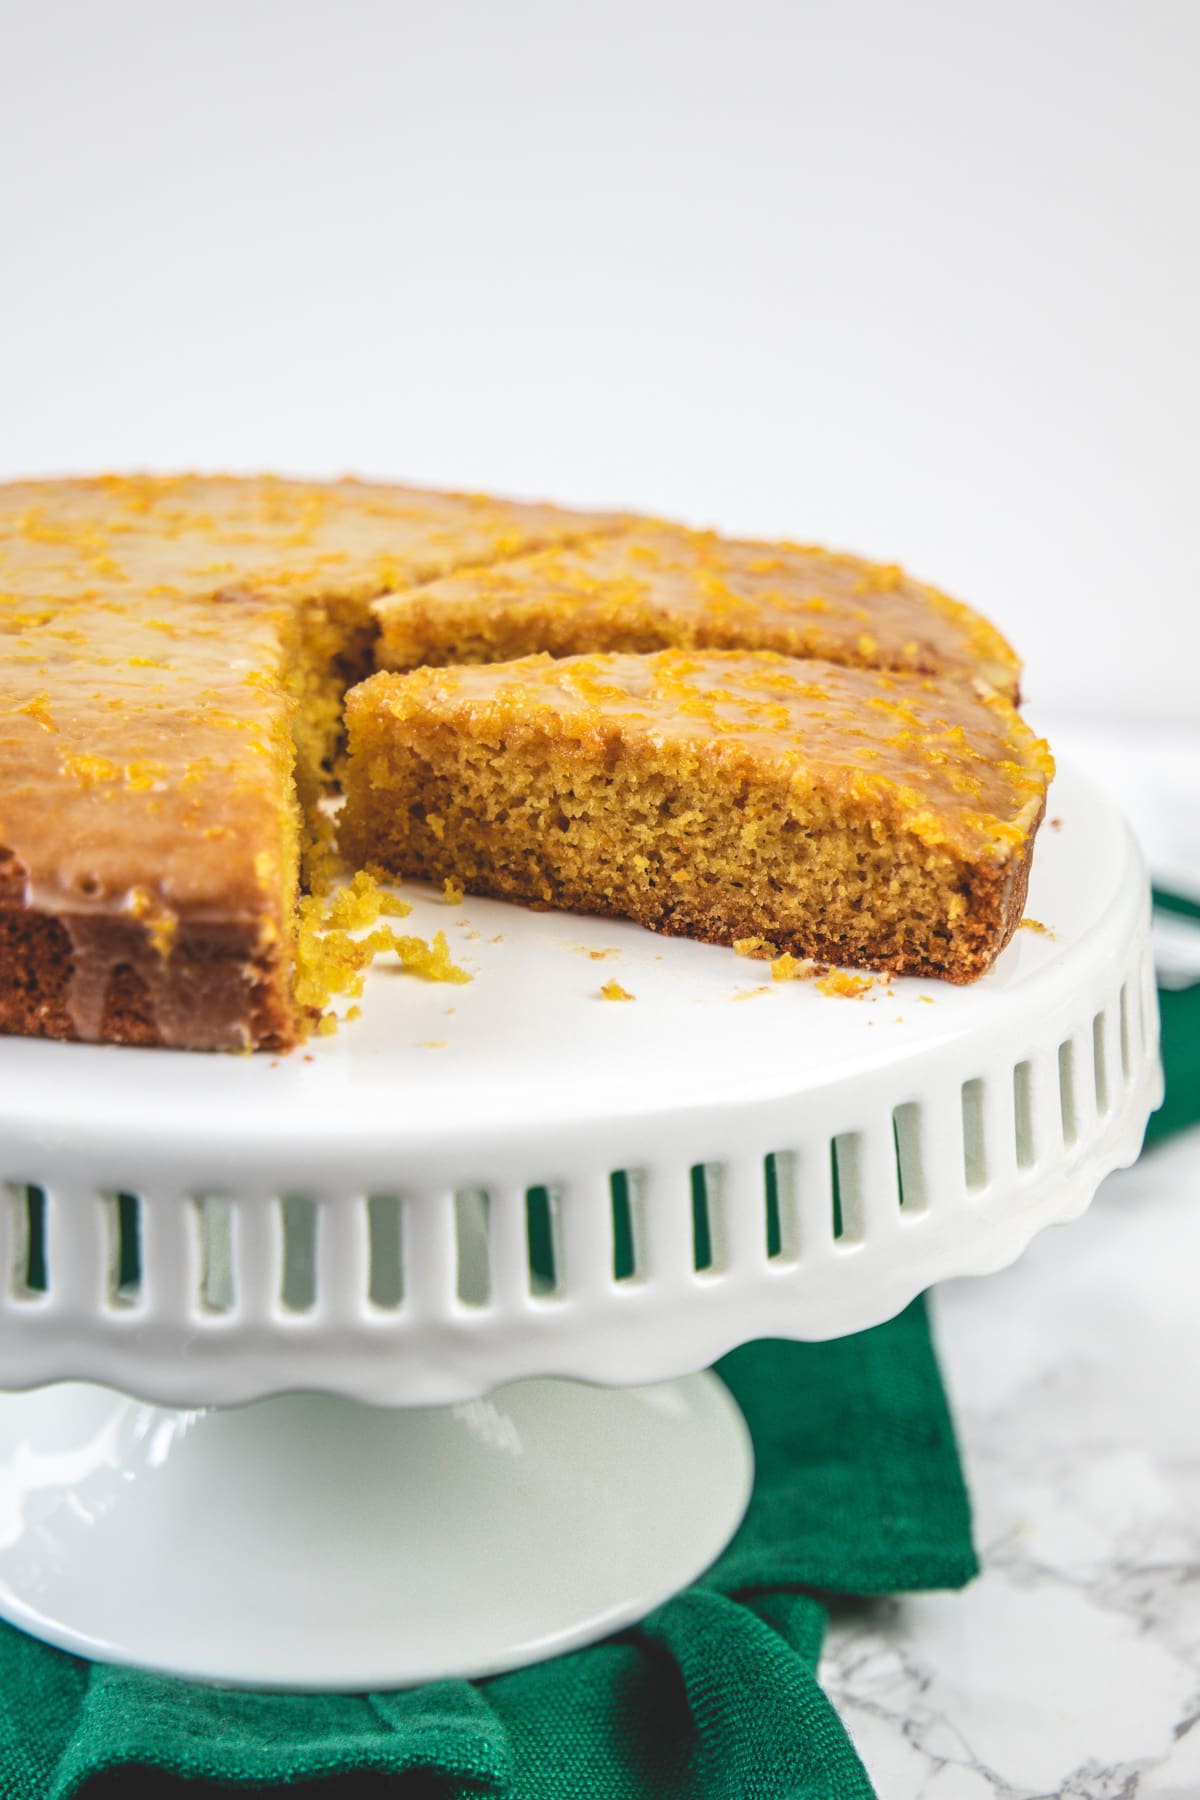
[600,979,635,1001]
[1019,917,1051,935]
[734,935,779,961]
[389,929,472,984]
[588,947,620,960]
[816,969,873,998]
[732,985,771,1001]
[1050,818,1063,830]
[442,875,465,905]
[324,868,412,931]
[293,869,470,1028]
[345,1005,362,1022]
[419,1038,447,1049]
[316,1013,337,1037]
[918,994,935,1004]
[770,952,816,982]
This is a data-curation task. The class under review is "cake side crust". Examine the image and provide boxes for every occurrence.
[0,906,297,1051]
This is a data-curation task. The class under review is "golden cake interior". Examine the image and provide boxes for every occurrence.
[0,475,1049,1049]
[342,651,1051,986]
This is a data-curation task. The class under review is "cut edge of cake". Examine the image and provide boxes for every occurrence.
[340,649,1053,987]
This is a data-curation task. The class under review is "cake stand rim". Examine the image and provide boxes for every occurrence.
[0,758,1146,1186]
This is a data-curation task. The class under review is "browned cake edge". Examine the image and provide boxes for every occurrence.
[0,906,296,1053]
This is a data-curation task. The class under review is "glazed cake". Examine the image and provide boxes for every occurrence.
[341,650,1051,984]
[0,474,1050,1049]
[0,476,614,1049]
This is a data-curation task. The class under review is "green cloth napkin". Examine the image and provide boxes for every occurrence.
[0,1298,975,1800]
[1146,890,1200,1145]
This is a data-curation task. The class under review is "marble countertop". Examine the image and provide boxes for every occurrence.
[821,1123,1200,1797]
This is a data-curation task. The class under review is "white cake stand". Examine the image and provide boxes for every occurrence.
[0,763,1160,1689]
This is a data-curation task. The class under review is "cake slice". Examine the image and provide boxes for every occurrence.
[372,526,1021,700]
[341,650,1052,983]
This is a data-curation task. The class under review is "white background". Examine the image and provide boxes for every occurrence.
[2,0,1199,721]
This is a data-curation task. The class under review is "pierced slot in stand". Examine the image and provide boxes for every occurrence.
[197,1197,235,1314]
[367,1195,405,1310]
[690,1166,717,1272]
[8,1185,48,1300]
[892,1106,927,1214]
[961,1080,988,1191]
[830,1135,865,1243]
[1058,1040,1079,1147]
[106,1193,142,1308]
[454,1190,490,1307]
[525,1187,561,1297]
[610,1172,639,1282]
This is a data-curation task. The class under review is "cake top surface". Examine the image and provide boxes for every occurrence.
[374,523,1021,696]
[0,473,614,610]
[0,475,611,922]
[0,586,293,921]
[355,648,1052,857]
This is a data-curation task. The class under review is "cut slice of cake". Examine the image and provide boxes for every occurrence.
[341,650,1052,984]
[372,526,1021,700]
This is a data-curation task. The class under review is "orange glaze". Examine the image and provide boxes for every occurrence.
[375,524,1021,698]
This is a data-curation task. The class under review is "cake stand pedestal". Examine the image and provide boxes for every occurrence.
[0,1374,751,1690]
[0,764,1160,1689]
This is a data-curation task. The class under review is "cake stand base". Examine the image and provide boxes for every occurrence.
[0,1372,753,1691]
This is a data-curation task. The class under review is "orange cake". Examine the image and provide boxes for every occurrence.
[341,651,1052,984]
[373,526,1021,699]
[0,473,1049,1050]
[0,475,613,1049]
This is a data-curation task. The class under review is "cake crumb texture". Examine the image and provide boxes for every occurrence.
[341,649,1051,985]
